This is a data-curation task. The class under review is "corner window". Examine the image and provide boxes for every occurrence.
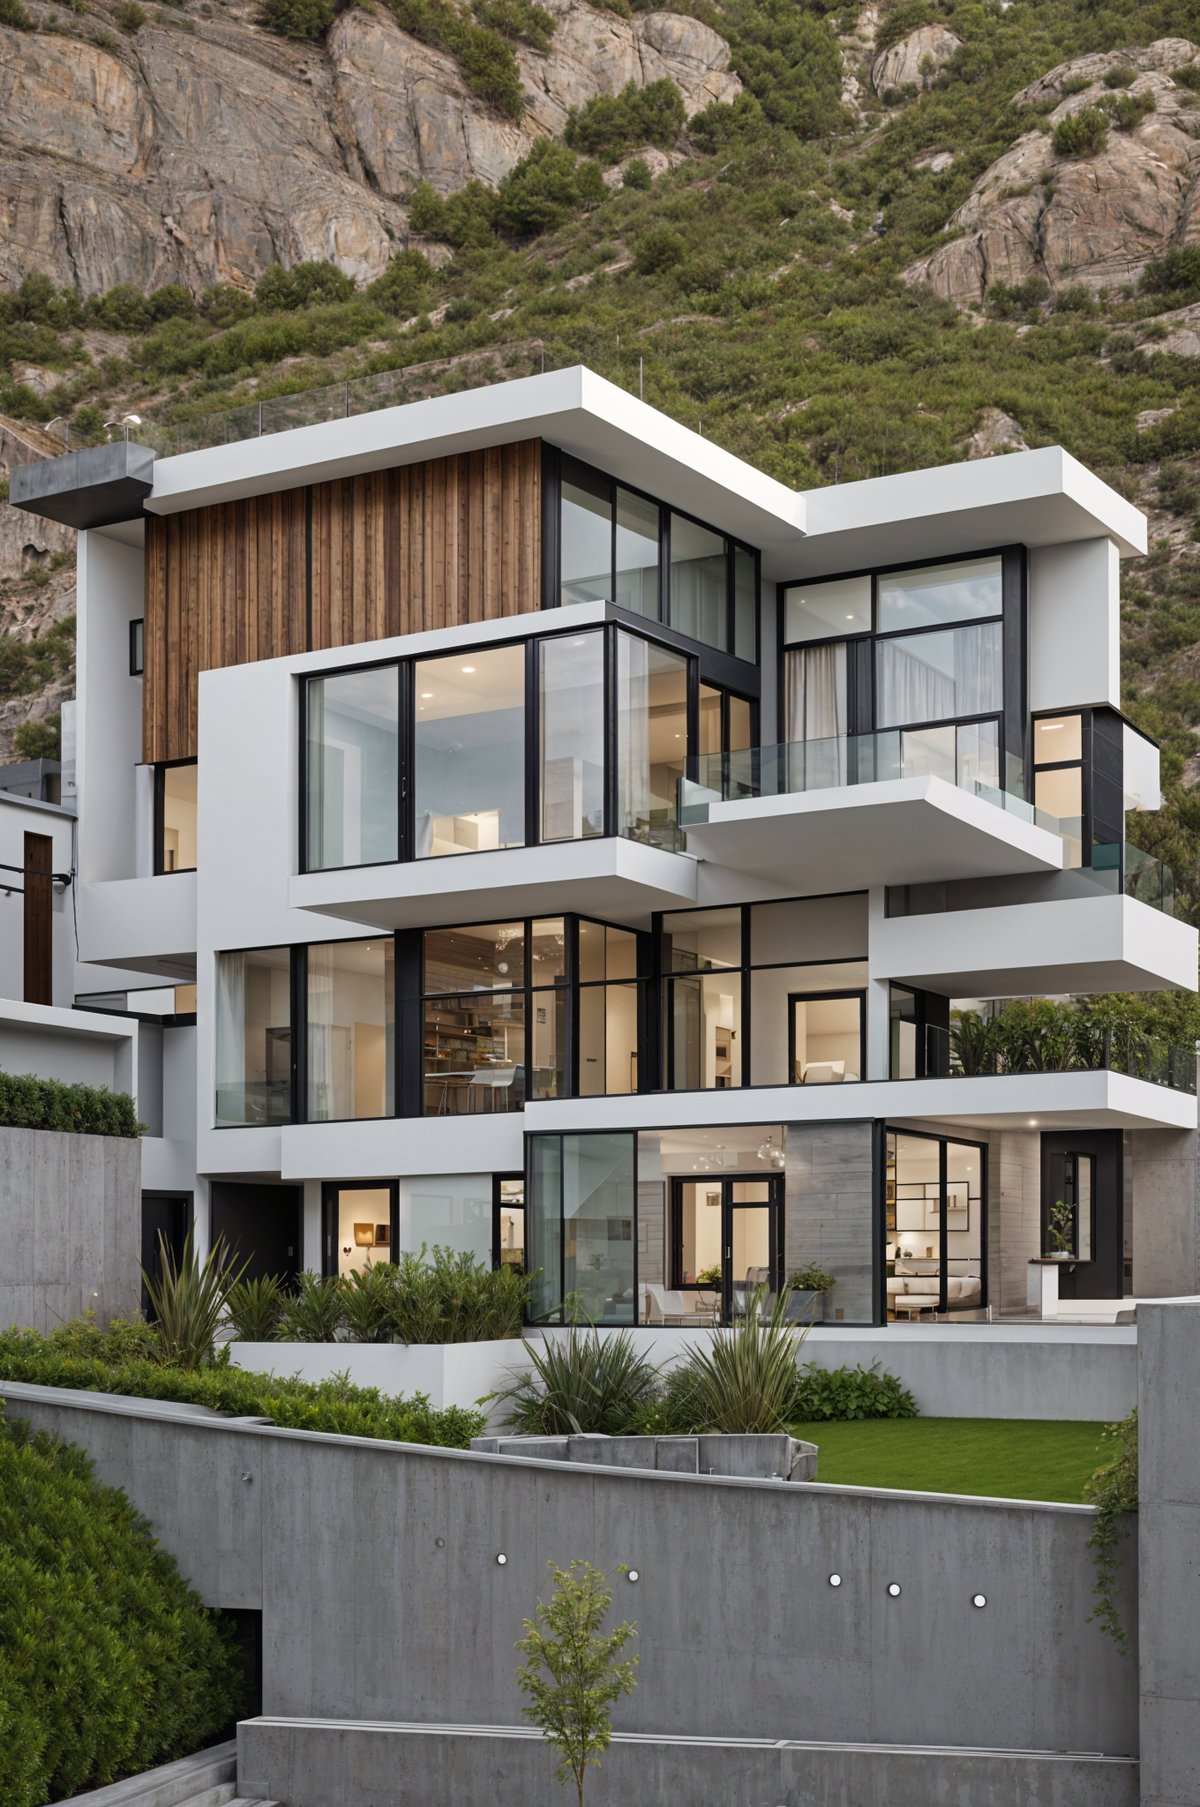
[155,762,197,874]
[421,919,567,1115]
[539,632,605,842]
[616,632,688,848]
[1033,712,1084,868]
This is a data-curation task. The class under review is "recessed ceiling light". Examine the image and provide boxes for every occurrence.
[421,691,434,699]
[461,665,476,674]
[1041,722,1063,731]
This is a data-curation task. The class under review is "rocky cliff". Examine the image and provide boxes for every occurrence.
[0,0,737,295]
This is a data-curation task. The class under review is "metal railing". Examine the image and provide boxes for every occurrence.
[914,1018,1198,1095]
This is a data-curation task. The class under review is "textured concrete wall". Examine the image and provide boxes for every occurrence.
[239,1718,1139,1807]
[991,1128,1042,1314]
[1138,1301,1200,1807]
[0,1382,1138,1761]
[1130,1132,1199,1300]
[785,1120,875,1322]
[0,1127,140,1330]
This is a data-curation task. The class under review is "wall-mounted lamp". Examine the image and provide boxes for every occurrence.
[354,1223,375,1247]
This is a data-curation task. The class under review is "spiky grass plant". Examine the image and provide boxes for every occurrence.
[224,1273,284,1342]
[276,1271,344,1342]
[141,1230,244,1370]
[667,1286,809,1434]
[495,1324,661,1435]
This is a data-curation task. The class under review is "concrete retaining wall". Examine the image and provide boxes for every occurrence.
[471,1431,817,1479]
[0,1125,140,1331]
[238,1718,1139,1807]
[0,1380,1138,1762]
[227,1336,537,1419]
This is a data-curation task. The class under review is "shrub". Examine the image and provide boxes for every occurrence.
[366,248,433,316]
[633,225,686,275]
[0,0,33,25]
[1107,89,1155,131]
[143,1231,244,1369]
[1102,64,1136,89]
[621,156,652,191]
[516,1560,637,1807]
[494,140,606,237]
[255,259,356,312]
[788,1263,837,1294]
[474,0,553,52]
[1052,108,1108,158]
[0,1323,485,1446]
[387,1247,532,1343]
[14,716,60,761]
[224,1273,284,1342]
[791,1361,918,1422]
[446,17,525,119]
[114,0,146,29]
[659,1290,808,1434]
[0,1071,140,1138]
[277,1270,344,1342]
[0,1410,245,1807]
[339,1263,400,1343]
[495,1325,661,1435]
[258,0,334,38]
[565,79,685,163]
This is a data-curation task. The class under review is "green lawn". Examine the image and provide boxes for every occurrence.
[791,1418,1112,1504]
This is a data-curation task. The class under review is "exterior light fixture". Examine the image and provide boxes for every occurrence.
[828,1574,842,1588]
[496,1553,507,1566]
[627,1570,639,1583]
[461,665,476,674]
[887,1583,901,1597]
[972,1593,986,1608]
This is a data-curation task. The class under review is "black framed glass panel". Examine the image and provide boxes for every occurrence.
[876,556,1003,633]
[306,938,395,1122]
[156,762,197,874]
[414,645,525,857]
[875,623,1002,730]
[617,631,688,848]
[560,460,612,605]
[305,666,399,871]
[527,1130,637,1324]
[215,946,292,1126]
[539,631,606,842]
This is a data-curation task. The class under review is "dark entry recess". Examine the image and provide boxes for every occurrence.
[209,1182,303,1285]
[1041,1130,1123,1299]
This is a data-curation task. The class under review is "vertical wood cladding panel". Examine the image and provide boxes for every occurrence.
[144,440,539,762]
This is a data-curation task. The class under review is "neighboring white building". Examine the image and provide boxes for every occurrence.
[10,366,1199,1324]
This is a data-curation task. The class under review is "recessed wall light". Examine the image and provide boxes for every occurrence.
[972,1593,987,1608]
[828,1573,842,1588]
[887,1583,901,1597]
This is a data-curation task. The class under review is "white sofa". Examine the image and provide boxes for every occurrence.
[887,1271,982,1317]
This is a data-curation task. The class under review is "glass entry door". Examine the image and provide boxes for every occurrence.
[322,1182,397,1277]
[723,1178,782,1320]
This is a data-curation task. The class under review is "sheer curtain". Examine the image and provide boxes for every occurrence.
[617,633,652,840]
[307,944,337,1121]
[214,952,246,1126]
[784,644,847,787]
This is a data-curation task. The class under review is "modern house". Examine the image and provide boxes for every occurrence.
[11,366,1199,1328]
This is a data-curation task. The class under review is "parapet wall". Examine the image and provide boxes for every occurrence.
[0,1127,140,1332]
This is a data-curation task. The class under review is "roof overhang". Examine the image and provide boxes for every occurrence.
[11,440,155,530]
[144,366,808,562]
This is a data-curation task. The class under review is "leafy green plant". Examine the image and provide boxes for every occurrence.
[13,716,60,761]
[633,225,686,275]
[791,1361,917,1422]
[258,0,334,38]
[1084,1408,1138,1648]
[0,1070,139,1138]
[496,1326,661,1435]
[224,1273,284,1342]
[1101,63,1136,88]
[0,1409,245,1807]
[694,1263,722,1286]
[339,1262,399,1343]
[621,156,652,190]
[256,260,356,311]
[114,0,146,28]
[664,1288,808,1434]
[1106,88,1155,130]
[0,0,33,26]
[516,1559,637,1807]
[142,1231,245,1370]
[565,79,685,163]
[788,1262,837,1293]
[1053,107,1109,157]
[276,1270,344,1342]
[1045,1198,1075,1255]
[475,0,554,52]
[0,1323,484,1446]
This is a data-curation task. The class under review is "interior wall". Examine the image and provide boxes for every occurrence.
[784,1120,875,1322]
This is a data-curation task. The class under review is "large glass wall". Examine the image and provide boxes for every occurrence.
[577,921,639,1096]
[306,938,394,1122]
[421,919,568,1114]
[215,946,293,1126]
[539,632,605,842]
[661,908,743,1090]
[528,1131,637,1323]
[414,645,525,857]
[556,453,758,658]
[398,1175,494,1263]
[886,1130,985,1319]
[305,666,399,870]
[617,633,688,848]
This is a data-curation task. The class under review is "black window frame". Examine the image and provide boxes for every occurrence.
[212,940,299,1130]
[1040,1150,1096,1262]
[787,987,867,1087]
[543,444,762,665]
[669,1171,784,1307]
[129,617,144,677]
[492,1171,526,1275]
[882,1125,988,1322]
[776,546,1026,795]
[321,1178,399,1278]
[522,1125,640,1327]
[152,757,198,878]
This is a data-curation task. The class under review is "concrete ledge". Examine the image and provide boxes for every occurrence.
[50,1739,235,1807]
[11,440,154,529]
[237,1718,1139,1807]
[470,1431,818,1480]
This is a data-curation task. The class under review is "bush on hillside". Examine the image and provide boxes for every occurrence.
[494,140,606,236]
[259,0,335,39]
[474,0,554,52]
[0,0,33,28]
[1052,107,1108,157]
[14,716,60,761]
[0,1411,245,1807]
[0,1322,486,1446]
[255,260,356,311]
[366,249,434,315]
[0,1071,141,1138]
[633,225,686,275]
[565,79,686,162]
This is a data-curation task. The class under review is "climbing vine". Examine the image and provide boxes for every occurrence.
[1084,1409,1138,1649]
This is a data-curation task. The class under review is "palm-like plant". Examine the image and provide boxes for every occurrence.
[141,1230,245,1370]
[339,1263,398,1343]
[496,1325,660,1435]
[668,1286,809,1434]
[224,1273,284,1342]
[276,1271,344,1342]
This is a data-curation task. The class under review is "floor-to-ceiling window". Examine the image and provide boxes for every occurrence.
[305,665,399,870]
[306,938,394,1122]
[215,946,293,1126]
[539,631,606,842]
[616,633,688,848]
[323,1182,397,1276]
[527,1130,637,1323]
[155,761,198,874]
[886,1130,986,1320]
[421,920,571,1115]
[577,921,640,1096]
[414,644,526,857]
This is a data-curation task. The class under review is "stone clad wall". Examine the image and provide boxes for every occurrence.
[784,1121,875,1322]
[0,1126,140,1331]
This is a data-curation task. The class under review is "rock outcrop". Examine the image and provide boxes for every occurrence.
[964,408,1029,459]
[905,38,1200,306]
[872,24,961,97]
[0,0,739,296]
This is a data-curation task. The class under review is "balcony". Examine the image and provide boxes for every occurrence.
[679,732,1066,891]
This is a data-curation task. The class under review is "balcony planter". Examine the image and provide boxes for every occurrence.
[786,1265,837,1324]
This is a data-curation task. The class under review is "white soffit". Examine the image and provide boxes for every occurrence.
[795,446,1146,577]
[144,366,808,558]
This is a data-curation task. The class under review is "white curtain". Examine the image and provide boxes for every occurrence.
[617,633,652,839]
[877,623,1000,730]
[307,944,337,1121]
[214,952,246,1126]
[785,645,847,787]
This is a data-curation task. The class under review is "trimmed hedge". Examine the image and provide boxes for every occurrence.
[0,1321,485,1446]
[0,1070,141,1138]
[0,1410,245,1807]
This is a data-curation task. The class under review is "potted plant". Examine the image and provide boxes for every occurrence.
[786,1262,837,1323]
[1045,1199,1076,1260]
[695,1263,722,1289]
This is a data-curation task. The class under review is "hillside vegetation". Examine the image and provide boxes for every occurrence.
[4,0,1200,925]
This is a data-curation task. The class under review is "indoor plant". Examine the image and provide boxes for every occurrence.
[786,1262,837,1324]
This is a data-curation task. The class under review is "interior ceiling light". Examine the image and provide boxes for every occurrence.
[461,665,476,674]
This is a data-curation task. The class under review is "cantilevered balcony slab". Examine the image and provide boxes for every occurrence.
[524,1068,1197,1137]
[682,776,1064,892]
[873,894,1199,999]
[289,837,698,932]
[280,1114,523,1183]
[76,875,197,980]
[12,440,154,530]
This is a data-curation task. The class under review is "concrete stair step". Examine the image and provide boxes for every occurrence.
[172,1786,237,1807]
[55,1745,238,1807]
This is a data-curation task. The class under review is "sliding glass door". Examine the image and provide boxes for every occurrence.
[672,1175,782,1321]
[886,1131,986,1320]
